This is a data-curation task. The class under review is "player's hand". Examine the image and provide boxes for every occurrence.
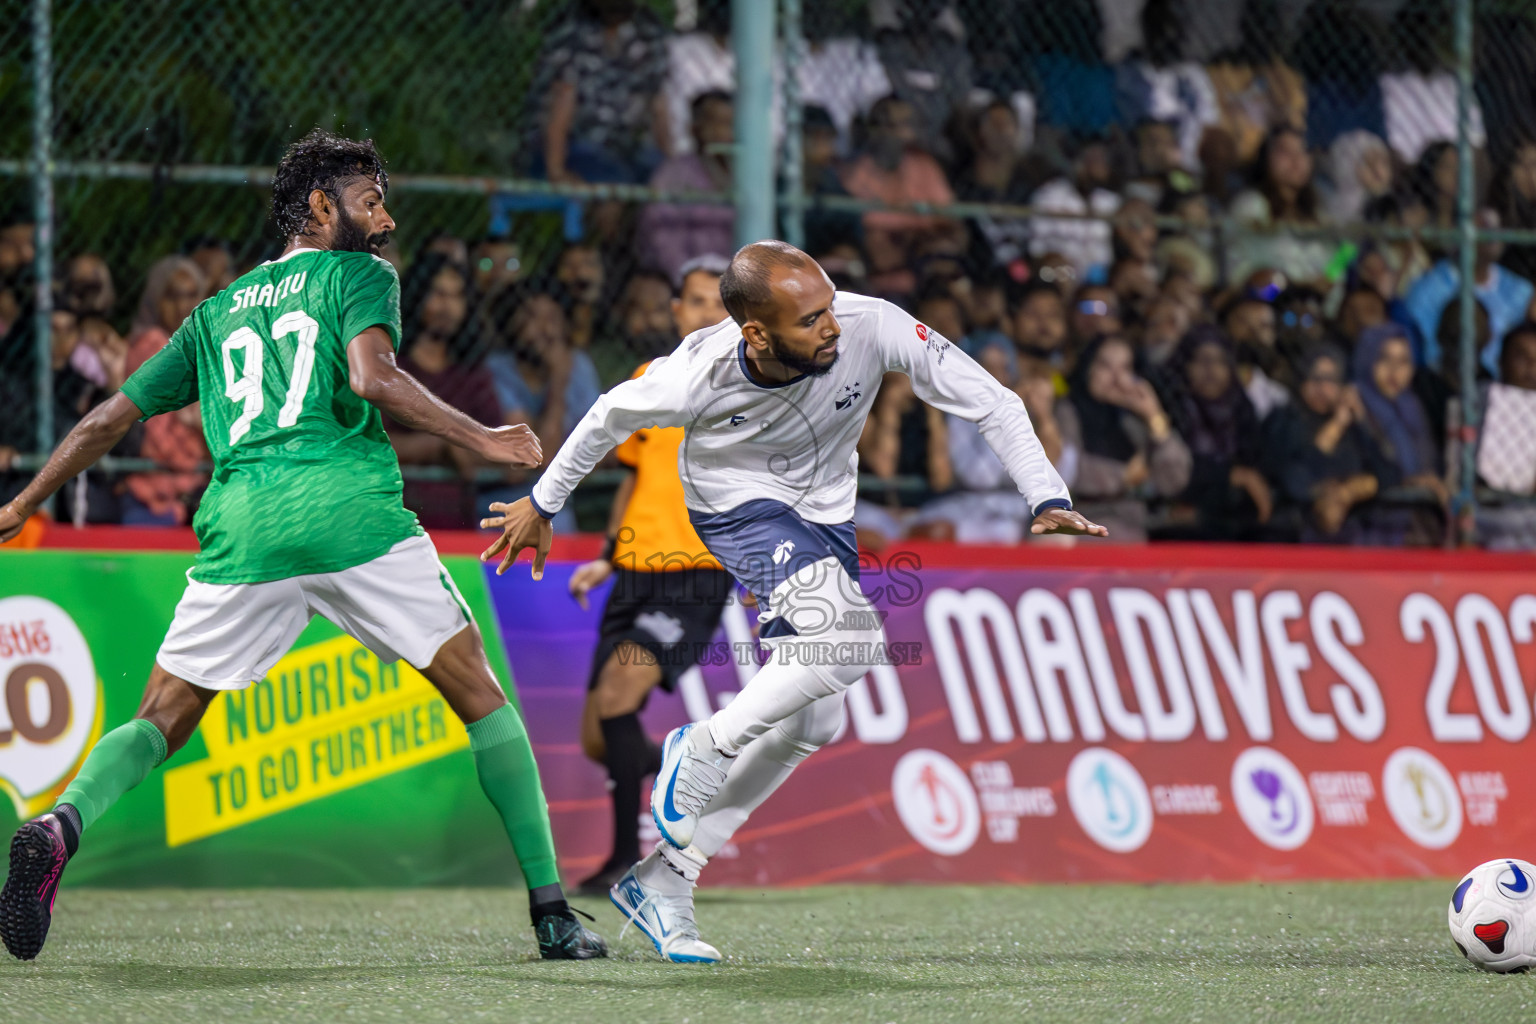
[0,500,32,545]
[569,558,613,611]
[478,424,543,468]
[479,497,554,578]
[1030,507,1109,537]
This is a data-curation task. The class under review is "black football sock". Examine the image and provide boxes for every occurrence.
[529,883,569,924]
[53,803,82,857]
[600,712,651,869]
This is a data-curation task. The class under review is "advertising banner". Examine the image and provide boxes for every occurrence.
[491,545,1536,887]
[0,546,523,887]
[6,534,1536,888]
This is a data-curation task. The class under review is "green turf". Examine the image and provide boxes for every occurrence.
[2,882,1531,1023]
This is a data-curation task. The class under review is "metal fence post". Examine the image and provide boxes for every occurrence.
[732,0,775,247]
[779,0,804,250]
[31,0,54,459]
[1454,0,1478,541]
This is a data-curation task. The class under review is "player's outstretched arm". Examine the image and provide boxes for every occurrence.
[0,393,142,542]
[346,327,541,468]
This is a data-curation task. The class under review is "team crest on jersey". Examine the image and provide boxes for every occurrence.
[772,540,796,565]
[835,382,863,410]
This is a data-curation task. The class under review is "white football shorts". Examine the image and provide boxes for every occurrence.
[155,534,472,690]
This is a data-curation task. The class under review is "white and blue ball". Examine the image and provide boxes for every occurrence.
[1448,858,1536,972]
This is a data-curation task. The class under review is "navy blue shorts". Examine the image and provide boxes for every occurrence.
[689,499,859,631]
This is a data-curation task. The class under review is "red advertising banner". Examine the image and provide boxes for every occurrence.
[485,542,1536,887]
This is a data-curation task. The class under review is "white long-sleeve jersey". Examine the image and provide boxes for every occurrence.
[530,291,1072,525]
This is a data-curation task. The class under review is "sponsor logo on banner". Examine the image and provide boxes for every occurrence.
[162,635,469,846]
[1459,771,1507,826]
[891,749,980,855]
[1309,771,1374,825]
[1381,747,1462,849]
[1230,747,1314,850]
[0,596,104,818]
[970,760,1055,842]
[1066,748,1152,852]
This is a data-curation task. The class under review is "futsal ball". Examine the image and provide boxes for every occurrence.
[1448,858,1536,972]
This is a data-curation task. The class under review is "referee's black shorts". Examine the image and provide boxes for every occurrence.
[586,566,734,693]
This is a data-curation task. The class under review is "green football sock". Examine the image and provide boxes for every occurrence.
[56,719,168,831]
[466,703,561,891]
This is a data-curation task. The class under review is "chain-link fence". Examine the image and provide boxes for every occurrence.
[3,0,1532,545]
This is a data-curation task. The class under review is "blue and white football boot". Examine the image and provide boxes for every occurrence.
[650,723,734,850]
[609,846,720,963]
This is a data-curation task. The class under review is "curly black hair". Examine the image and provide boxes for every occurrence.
[269,128,388,240]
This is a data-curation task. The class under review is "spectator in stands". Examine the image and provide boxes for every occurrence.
[1493,139,1536,283]
[1222,292,1290,418]
[1140,293,1192,370]
[1110,257,1160,326]
[530,0,670,184]
[638,90,736,285]
[418,231,471,275]
[1029,135,1121,280]
[859,359,954,537]
[1054,334,1191,541]
[1382,0,1485,165]
[122,255,208,526]
[615,269,677,366]
[1353,323,1450,540]
[62,253,128,390]
[1115,0,1219,173]
[486,287,602,483]
[1027,0,1116,139]
[1274,285,1329,370]
[1420,296,1489,456]
[841,95,964,297]
[1291,3,1386,150]
[1069,283,1121,350]
[873,0,973,163]
[1126,119,1185,207]
[662,0,732,157]
[1159,325,1272,539]
[792,106,865,259]
[1110,198,1159,312]
[982,280,1070,386]
[553,242,610,353]
[1404,208,1535,375]
[185,236,238,295]
[1362,191,1435,300]
[1262,344,1398,542]
[1322,131,1395,224]
[798,3,892,157]
[957,99,1036,273]
[1476,321,1536,548]
[1205,0,1306,166]
[387,254,503,530]
[1228,127,1335,288]
[471,236,521,298]
[1412,141,1464,253]
[1335,286,1389,350]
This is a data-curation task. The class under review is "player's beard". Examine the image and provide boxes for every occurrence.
[766,331,839,378]
[333,207,389,256]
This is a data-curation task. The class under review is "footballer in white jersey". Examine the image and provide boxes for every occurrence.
[481,241,1104,962]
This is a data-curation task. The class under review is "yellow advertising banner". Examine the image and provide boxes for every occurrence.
[162,635,468,846]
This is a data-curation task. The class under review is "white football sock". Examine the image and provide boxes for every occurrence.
[693,692,847,859]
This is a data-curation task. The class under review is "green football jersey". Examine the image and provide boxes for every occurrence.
[120,248,423,584]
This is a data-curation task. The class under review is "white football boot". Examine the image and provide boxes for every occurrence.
[650,724,734,849]
[609,844,721,963]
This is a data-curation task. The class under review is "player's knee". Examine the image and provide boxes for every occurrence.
[773,694,845,757]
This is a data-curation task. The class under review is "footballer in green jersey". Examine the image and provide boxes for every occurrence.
[0,130,605,962]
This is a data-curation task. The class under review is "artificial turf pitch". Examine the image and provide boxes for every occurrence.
[1,882,1531,1023]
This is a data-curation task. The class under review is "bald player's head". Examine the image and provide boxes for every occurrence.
[722,240,842,380]
[720,240,821,326]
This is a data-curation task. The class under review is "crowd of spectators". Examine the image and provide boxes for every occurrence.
[5,0,1536,549]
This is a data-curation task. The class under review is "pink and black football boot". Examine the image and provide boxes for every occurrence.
[0,809,79,961]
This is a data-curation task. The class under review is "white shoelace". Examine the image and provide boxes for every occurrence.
[671,746,733,817]
[617,887,704,962]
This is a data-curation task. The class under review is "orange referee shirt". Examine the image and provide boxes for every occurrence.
[611,362,722,572]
